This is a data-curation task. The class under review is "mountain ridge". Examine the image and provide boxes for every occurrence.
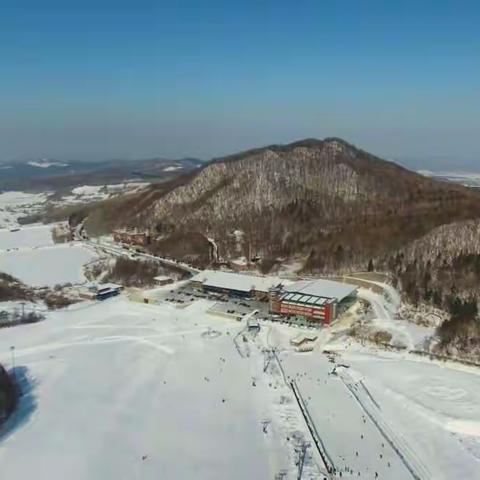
[82,137,480,275]
[0,157,204,191]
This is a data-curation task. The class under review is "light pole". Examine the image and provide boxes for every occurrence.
[10,345,15,381]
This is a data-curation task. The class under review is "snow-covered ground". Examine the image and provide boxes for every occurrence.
[59,182,149,205]
[0,299,323,479]
[0,191,48,229]
[341,351,480,479]
[0,284,479,479]
[354,281,435,350]
[0,223,97,287]
[279,352,415,478]
[0,224,55,251]
[418,170,480,188]
[0,244,97,287]
[1,296,478,479]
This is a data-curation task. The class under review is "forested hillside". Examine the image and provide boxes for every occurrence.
[47,137,480,356]
[108,138,480,269]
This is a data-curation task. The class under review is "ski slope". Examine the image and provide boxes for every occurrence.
[342,351,480,479]
[1,262,479,478]
[0,299,321,480]
[279,352,417,478]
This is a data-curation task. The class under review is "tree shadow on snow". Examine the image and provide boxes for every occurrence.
[0,366,38,442]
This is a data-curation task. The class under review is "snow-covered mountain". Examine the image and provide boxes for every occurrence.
[101,138,479,269]
[26,159,69,169]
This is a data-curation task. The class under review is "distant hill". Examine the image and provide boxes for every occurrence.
[0,157,203,191]
[81,138,480,276]
[418,170,480,189]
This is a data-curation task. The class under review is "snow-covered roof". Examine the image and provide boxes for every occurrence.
[290,333,318,346]
[247,318,260,328]
[154,275,172,282]
[97,283,122,292]
[191,270,283,293]
[285,279,357,302]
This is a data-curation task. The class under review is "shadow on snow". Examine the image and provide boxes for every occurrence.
[0,365,38,442]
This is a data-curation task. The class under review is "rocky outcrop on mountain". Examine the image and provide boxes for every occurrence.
[124,138,480,270]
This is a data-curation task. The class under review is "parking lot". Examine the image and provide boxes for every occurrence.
[147,284,325,329]
[150,284,209,306]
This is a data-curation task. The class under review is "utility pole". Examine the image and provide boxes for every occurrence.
[10,346,15,381]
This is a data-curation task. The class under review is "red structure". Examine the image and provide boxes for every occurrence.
[269,290,335,323]
[268,279,357,324]
[113,229,151,247]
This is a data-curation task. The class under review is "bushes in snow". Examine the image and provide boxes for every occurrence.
[103,257,184,288]
[0,273,34,302]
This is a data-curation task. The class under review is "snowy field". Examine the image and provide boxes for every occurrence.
[0,299,324,480]
[58,182,149,205]
[418,170,480,188]
[342,352,480,479]
[0,191,48,229]
[0,294,478,478]
[278,352,414,478]
[0,215,479,480]
[0,224,55,251]
[0,244,97,287]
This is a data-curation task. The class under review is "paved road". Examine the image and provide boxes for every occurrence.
[84,239,200,276]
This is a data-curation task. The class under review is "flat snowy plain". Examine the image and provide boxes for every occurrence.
[0,224,55,250]
[0,224,97,287]
[0,243,97,287]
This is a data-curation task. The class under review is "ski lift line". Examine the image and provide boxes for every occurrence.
[359,380,381,411]
[290,379,335,479]
[294,381,336,470]
[341,379,425,480]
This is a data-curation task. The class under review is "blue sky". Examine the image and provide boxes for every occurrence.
[0,0,479,168]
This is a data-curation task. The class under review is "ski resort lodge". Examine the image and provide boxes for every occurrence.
[112,228,151,247]
[269,279,357,324]
[191,270,357,324]
[190,270,283,300]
